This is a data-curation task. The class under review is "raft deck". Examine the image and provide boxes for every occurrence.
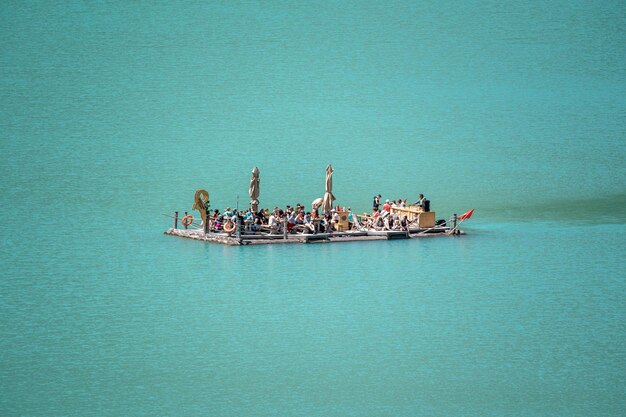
[164,227,463,246]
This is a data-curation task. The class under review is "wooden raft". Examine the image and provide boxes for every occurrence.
[164,227,461,246]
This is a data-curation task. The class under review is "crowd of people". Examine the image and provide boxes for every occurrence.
[364,193,427,231]
[202,193,428,234]
[204,203,355,235]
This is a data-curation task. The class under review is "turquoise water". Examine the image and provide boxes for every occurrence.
[1,1,625,416]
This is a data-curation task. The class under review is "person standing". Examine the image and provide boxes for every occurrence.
[347,207,354,229]
[413,194,425,207]
[373,194,381,211]
[382,199,391,213]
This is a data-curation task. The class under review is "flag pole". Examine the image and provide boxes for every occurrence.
[448,209,474,235]
[448,218,466,235]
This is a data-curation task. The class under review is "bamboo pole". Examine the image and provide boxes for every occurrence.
[448,214,458,235]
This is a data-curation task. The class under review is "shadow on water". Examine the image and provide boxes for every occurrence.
[478,193,626,225]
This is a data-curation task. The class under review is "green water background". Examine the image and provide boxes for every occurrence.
[1,1,625,416]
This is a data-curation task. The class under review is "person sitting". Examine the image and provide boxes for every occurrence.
[383,216,393,230]
[325,213,334,232]
[287,210,297,232]
[268,212,281,234]
[400,215,409,230]
[208,209,220,230]
[256,209,267,224]
[251,216,262,232]
[303,212,315,233]
[214,215,223,231]
[319,214,332,233]
[295,209,304,225]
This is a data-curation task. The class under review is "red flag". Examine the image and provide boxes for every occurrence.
[458,209,474,221]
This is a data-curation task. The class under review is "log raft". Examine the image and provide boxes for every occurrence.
[164,226,464,246]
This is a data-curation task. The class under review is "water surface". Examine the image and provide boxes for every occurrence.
[1,1,625,416]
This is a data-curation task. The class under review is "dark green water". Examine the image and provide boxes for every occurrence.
[1,1,625,416]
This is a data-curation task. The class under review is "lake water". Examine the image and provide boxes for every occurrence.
[1,1,625,416]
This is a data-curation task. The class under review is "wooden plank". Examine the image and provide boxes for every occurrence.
[298,233,330,243]
[240,234,285,240]
[366,230,409,239]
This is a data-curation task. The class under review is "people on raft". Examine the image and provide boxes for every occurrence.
[252,216,262,232]
[413,194,426,208]
[214,215,223,230]
[287,210,297,232]
[373,194,381,211]
[304,212,316,233]
[358,203,406,231]
[399,215,409,230]
[331,210,340,228]
[392,199,406,208]
[268,210,281,234]
[197,197,427,235]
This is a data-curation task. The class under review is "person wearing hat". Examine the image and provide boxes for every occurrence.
[382,199,391,213]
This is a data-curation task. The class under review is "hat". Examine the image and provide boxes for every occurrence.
[385,199,389,203]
